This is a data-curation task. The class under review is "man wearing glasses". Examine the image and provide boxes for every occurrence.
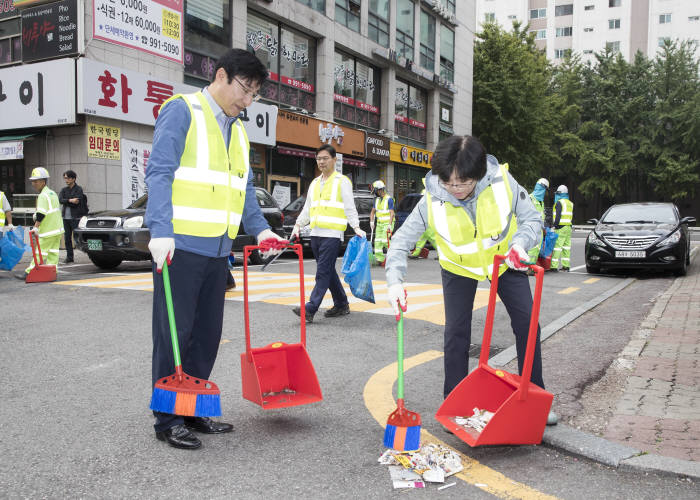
[290,144,366,323]
[145,49,285,450]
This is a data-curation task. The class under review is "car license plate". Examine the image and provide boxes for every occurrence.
[615,250,644,258]
[87,239,103,251]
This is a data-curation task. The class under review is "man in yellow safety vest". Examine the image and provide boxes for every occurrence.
[0,189,13,235]
[369,179,394,265]
[551,185,574,272]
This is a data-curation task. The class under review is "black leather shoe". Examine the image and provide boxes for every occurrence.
[292,306,314,323]
[184,417,233,434]
[62,258,74,264]
[155,424,202,449]
[324,304,350,317]
[14,272,27,281]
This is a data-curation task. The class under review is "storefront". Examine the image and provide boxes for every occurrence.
[363,133,390,192]
[389,142,433,203]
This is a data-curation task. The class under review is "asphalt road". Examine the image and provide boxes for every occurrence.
[1,232,698,498]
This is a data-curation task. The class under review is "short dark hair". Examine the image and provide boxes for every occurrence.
[214,49,268,86]
[63,170,77,179]
[430,135,487,182]
[316,144,336,158]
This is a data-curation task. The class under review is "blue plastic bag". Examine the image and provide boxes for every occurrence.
[341,235,375,303]
[539,227,559,258]
[0,226,30,270]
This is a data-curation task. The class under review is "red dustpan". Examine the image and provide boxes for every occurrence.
[240,241,323,409]
[436,254,553,446]
[26,231,57,283]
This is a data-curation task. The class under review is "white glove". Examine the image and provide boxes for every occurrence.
[387,283,407,320]
[291,224,301,240]
[354,227,367,239]
[370,219,375,230]
[505,243,529,270]
[5,224,15,232]
[148,237,175,271]
[29,226,39,235]
[257,228,286,258]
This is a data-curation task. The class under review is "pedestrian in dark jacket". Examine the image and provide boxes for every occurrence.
[58,170,88,263]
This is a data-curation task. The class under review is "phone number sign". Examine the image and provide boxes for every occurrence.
[93,0,183,64]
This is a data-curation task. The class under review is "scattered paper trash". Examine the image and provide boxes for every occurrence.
[379,443,463,490]
[438,482,456,491]
[422,468,445,483]
[453,407,494,433]
[389,466,425,489]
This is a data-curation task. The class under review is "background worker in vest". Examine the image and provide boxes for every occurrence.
[18,168,64,281]
[58,170,88,263]
[551,185,574,272]
[527,178,549,263]
[0,189,13,237]
[369,180,394,265]
[290,144,366,323]
[385,135,557,425]
[145,49,285,450]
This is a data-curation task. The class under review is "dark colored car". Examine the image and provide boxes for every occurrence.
[281,190,374,252]
[73,187,285,269]
[584,202,695,276]
[394,192,422,231]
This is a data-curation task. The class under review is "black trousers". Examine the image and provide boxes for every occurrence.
[442,268,545,398]
[306,236,348,314]
[151,249,227,432]
[63,218,78,259]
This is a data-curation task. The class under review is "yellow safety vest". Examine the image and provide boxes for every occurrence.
[0,191,7,227]
[35,186,64,237]
[556,198,573,225]
[428,163,517,281]
[309,171,349,231]
[374,195,392,224]
[529,193,545,219]
[166,92,249,238]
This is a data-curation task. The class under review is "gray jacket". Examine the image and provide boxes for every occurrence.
[385,154,543,286]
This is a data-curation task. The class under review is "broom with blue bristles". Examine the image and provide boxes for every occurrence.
[383,302,421,451]
[150,262,221,417]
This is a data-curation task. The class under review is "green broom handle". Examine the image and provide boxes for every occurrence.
[161,263,182,369]
[397,309,404,400]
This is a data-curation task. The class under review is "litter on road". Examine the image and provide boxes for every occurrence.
[378,443,463,490]
[454,407,495,433]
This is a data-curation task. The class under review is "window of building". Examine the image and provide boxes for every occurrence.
[333,51,381,129]
[555,4,573,16]
[554,48,571,59]
[689,16,699,22]
[530,8,546,19]
[609,0,621,7]
[247,12,317,112]
[420,10,435,71]
[532,29,546,40]
[395,79,427,146]
[556,26,572,37]
[369,0,390,47]
[446,0,455,14]
[184,0,230,84]
[439,94,453,142]
[583,49,594,54]
[606,40,621,52]
[658,37,670,47]
[396,0,415,61]
[336,0,360,32]
[584,5,594,11]
[583,27,594,32]
[440,25,454,83]
[297,0,326,12]
[609,18,620,29]
[0,10,21,66]
[507,14,517,20]
[659,13,671,24]
[484,12,495,23]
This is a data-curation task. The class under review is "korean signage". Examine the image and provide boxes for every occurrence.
[365,134,390,161]
[87,122,121,160]
[121,139,150,207]
[0,58,76,130]
[77,58,197,126]
[21,0,79,63]
[1,0,18,19]
[238,101,278,146]
[276,111,365,157]
[390,142,432,169]
[93,0,183,64]
[0,140,23,160]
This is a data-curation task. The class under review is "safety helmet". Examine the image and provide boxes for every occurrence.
[29,167,50,180]
[537,178,549,189]
[372,180,386,190]
[556,185,568,194]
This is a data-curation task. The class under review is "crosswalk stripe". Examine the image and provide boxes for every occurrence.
[558,287,579,295]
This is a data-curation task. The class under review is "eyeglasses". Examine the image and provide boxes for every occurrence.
[439,179,477,190]
[234,77,261,102]
[316,156,333,162]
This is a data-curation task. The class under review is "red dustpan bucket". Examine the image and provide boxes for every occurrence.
[26,231,57,283]
[240,242,323,409]
[436,254,553,446]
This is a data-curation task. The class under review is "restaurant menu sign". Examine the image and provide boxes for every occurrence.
[21,0,80,62]
[93,0,183,63]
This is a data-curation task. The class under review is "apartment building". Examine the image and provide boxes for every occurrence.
[0,0,475,214]
[476,0,699,64]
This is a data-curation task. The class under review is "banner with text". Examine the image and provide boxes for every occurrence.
[87,122,121,160]
[121,139,151,207]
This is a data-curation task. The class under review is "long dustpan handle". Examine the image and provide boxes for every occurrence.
[519,262,544,401]
[161,263,183,380]
[30,231,44,266]
[396,309,404,403]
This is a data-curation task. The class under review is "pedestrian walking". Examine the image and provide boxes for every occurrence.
[527,178,549,263]
[290,144,366,323]
[17,168,64,281]
[369,180,394,265]
[384,135,557,425]
[58,170,88,263]
[0,189,13,236]
[551,185,573,272]
[145,48,285,450]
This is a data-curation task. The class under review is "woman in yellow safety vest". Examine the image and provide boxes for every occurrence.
[384,135,558,425]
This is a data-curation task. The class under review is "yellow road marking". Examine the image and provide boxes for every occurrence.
[363,351,559,499]
[558,287,579,295]
[583,278,599,284]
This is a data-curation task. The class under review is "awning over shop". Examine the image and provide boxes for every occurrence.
[342,157,367,168]
[278,146,315,159]
[0,134,38,161]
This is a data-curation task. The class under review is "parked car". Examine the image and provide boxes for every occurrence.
[584,202,695,276]
[73,187,285,269]
[394,192,422,232]
[281,190,374,252]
